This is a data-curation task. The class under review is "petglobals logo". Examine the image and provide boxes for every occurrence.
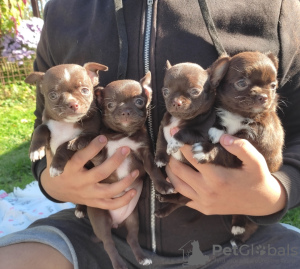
[212,244,299,257]
[179,240,210,266]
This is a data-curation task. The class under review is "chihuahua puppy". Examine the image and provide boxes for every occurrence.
[154,59,229,218]
[26,63,108,177]
[76,72,173,269]
[192,51,284,242]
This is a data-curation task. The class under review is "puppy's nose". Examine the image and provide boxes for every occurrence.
[121,109,131,116]
[256,94,268,104]
[173,98,183,107]
[69,102,79,111]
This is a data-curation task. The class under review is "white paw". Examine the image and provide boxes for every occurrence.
[75,210,85,219]
[155,161,166,168]
[231,226,246,235]
[208,127,224,144]
[167,137,183,155]
[192,142,205,162]
[193,152,206,162]
[30,147,45,162]
[49,166,63,177]
[139,258,152,266]
[192,142,203,152]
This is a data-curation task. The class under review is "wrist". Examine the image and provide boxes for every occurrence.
[260,174,287,215]
[40,167,64,203]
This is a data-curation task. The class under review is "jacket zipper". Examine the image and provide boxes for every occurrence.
[144,0,156,253]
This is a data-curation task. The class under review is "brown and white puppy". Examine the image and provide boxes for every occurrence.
[192,51,284,242]
[154,59,229,217]
[76,72,172,269]
[26,63,108,177]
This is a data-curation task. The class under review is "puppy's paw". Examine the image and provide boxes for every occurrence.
[155,160,167,168]
[49,166,63,177]
[231,226,246,235]
[192,142,207,163]
[155,205,174,218]
[154,153,169,167]
[30,147,46,162]
[68,138,87,151]
[167,137,183,155]
[67,139,77,151]
[75,209,85,218]
[208,127,224,144]
[154,181,175,195]
[156,194,165,203]
[139,258,152,266]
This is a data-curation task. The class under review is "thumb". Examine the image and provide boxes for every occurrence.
[219,134,265,168]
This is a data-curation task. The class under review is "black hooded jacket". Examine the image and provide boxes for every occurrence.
[32,0,300,255]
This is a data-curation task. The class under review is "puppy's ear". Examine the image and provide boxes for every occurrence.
[140,71,152,107]
[25,72,45,84]
[25,72,45,94]
[266,52,279,70]
[83,62,109,86]
[210,55,230,88]
[166,60,172,70]
[94,86,104,106]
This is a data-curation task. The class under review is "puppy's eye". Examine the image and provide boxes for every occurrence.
[189,88,201,97]
[107,102,116,111]
[235,79,248,91]
[81,87,90,95]
[162,88,170,97]
[48,91,59,100]
[135,98,145,108]
[270,82,277,90]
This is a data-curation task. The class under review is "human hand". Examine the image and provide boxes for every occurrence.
[166,134,286,216]
[40,135,138,210]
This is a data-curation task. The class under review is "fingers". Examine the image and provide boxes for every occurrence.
[219,134,265,169]
[93,188,137,210]
[180,144,203,170]
[88,146,131,183]
[70,135,108,169]
[96,170,139,198]
[45,148,53,168]
[166,159,198,198]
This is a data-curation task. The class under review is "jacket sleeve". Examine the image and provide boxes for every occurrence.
[249,0,300,224]
[31,1,63,203]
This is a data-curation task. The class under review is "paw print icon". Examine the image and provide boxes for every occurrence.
[256,245,266,256]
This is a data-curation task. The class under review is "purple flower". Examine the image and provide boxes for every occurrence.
[0,17,44,65]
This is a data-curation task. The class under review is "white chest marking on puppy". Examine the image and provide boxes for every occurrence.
[106,137,142,179]
[209,109,254,143]
[47,120,82,153]
[163,116,183,161]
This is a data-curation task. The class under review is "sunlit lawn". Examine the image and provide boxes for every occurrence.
[0,82,36,192]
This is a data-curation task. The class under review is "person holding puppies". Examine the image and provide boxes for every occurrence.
[1,0,300,268]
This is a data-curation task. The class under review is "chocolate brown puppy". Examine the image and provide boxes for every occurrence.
[76,72,173,269]
[26,62,108,177]
[154,59,229,217]
[192,51,284,242]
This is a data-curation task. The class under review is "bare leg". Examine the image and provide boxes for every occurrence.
[0,242,73,269]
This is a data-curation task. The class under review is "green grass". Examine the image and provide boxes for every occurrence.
[0,81,299,228]
[282,208,300,228]
[0,81,36,192]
